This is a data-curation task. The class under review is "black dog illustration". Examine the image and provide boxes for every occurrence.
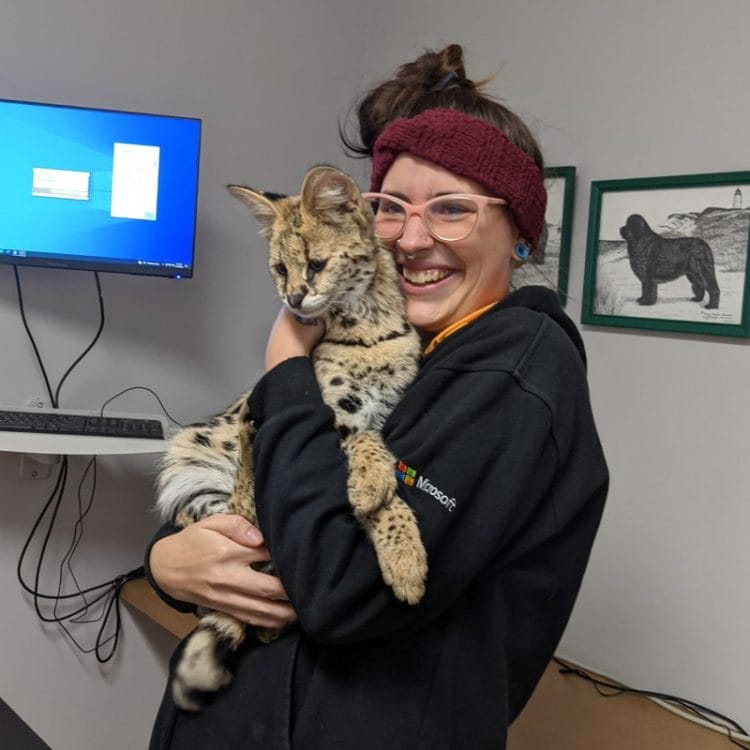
[619,214,720,308]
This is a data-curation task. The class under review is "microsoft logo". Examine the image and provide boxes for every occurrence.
[396,460,417,486]
[395,460,457,512]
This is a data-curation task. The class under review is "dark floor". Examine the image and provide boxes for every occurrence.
[0,696,51,750]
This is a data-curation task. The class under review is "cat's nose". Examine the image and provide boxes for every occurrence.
[287,290,306,309]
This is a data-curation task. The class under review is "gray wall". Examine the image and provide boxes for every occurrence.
[1,1,749,748]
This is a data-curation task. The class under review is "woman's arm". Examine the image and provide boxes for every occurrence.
[146,514,297,630]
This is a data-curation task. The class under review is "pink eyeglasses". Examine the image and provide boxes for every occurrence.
[362,192,508,242]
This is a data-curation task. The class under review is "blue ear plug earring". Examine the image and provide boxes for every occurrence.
[513,242,530,262]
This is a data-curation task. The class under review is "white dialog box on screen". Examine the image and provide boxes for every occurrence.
[32,168,90,200]
[110,142,160,221]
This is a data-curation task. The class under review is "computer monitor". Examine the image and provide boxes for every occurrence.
[0,98,201,278]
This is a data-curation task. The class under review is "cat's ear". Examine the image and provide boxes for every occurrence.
[227,185,282,235]
[300,166,360,222]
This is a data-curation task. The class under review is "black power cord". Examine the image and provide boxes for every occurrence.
[13,266,105,409]
[12,267,148,662]
[99,385,184,427]
[553,657,750,748]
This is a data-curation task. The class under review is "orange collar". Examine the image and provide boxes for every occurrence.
[422,301,497,357]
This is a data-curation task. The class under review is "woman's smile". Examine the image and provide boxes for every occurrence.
[399,263,454,289]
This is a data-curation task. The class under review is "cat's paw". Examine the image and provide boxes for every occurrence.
[379,548,427,605]
[370,501,428,605]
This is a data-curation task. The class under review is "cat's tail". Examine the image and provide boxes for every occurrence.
[171,611,248,712]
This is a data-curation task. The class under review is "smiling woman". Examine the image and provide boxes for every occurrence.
[146,43,608,750]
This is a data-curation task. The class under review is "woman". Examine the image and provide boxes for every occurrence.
[147,44,608,749]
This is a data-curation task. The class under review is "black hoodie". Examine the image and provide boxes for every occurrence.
[149,286,608,750]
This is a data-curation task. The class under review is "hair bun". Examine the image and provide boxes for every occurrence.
[342,44,479,155]
[341,42,543,175]
[396,43,473,95]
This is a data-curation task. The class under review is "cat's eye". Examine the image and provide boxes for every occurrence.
[308,259,327,273]
[274,262,288,276]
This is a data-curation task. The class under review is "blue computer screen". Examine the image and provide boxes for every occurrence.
[0,99,201,277]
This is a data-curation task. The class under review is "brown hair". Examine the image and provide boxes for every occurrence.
[340,43,544,172]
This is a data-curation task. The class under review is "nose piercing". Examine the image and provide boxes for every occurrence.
[396,238,416,261]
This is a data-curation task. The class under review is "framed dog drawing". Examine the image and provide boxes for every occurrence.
[581,171,750,338]
[512,166,575,305]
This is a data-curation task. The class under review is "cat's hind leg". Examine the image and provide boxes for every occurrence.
[171,394,275,711]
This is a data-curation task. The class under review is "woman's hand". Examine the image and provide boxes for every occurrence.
[149,514,297,630]
[265,306,324,370]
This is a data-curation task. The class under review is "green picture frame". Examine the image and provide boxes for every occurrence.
[581,171,750,338]
[512,165,576,306]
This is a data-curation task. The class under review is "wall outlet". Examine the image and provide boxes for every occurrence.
[19,453,60,480]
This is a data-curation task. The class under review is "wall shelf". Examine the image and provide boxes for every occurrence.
[0,406,169,455]
[0,432,167,455]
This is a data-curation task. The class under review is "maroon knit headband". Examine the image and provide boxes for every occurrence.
[370,108,547,244]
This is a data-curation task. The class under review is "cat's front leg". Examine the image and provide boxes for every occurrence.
[365,499,427,605]
[342,431,428,604]
[343,430,398,517]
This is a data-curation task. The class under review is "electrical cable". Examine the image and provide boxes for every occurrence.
[553,655,750,748]
[12,267,147,662]
[53,271,104,408]
[56,457,97,620]
[15,450,141,661]
[13,267,55,406]
[99,385,184,427]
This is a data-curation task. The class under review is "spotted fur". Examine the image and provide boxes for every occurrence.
[156,165,427,711]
